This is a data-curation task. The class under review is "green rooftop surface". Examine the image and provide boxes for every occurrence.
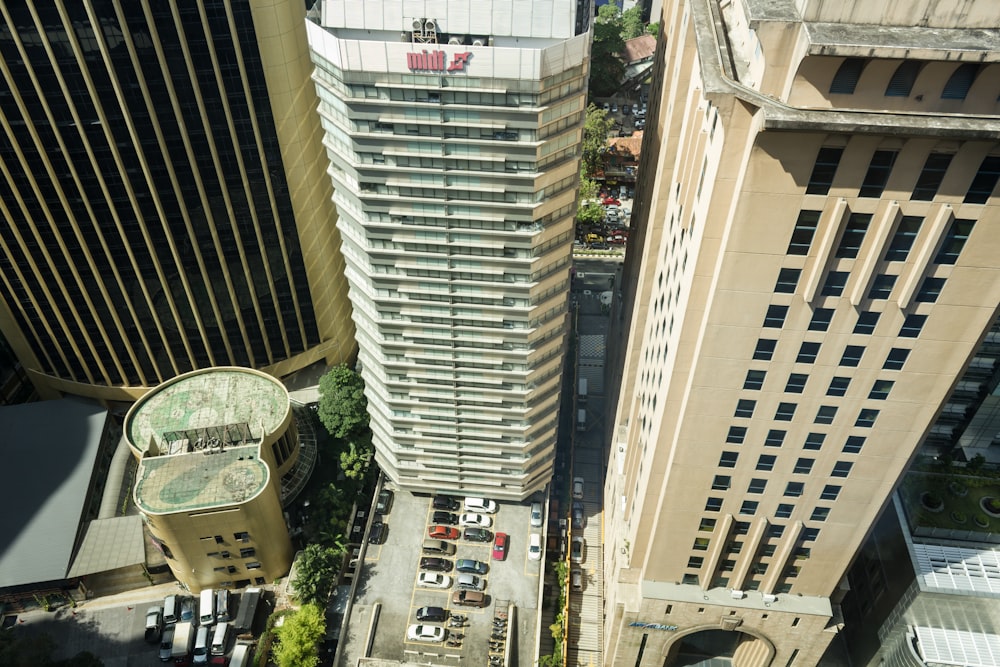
[135,445,268,514]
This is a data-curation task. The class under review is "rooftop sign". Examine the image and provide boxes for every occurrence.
[407,50,471,73]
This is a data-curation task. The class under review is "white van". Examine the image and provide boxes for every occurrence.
[198,589,215,627]
[192,625,210,664]
[576,409,587,432]
[230,643,251,667]
[163,594,178,625]
[211,622,230,656]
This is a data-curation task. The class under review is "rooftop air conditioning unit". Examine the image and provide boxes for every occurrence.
[448,37,463,45]
[730,590,745,600]
[412,19,424,30]
[472,38,485,46]
[762,594,777,604]
[423,19,436,31]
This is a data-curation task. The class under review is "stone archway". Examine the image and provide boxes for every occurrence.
[661,625,776,667]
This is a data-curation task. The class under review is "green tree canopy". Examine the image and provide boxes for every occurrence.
[339,433,375,481]
[621,5,644,40]
[582,104,615,176]
[317,364,369,439]
[589,2,626,96]
[272,603,326,667]
[292,543,342,606]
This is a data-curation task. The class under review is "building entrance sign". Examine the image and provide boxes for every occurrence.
[629,622,679,631]
[407,50,471,72]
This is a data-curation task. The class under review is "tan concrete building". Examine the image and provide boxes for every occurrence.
[603,1,1000,664]
[0,1,355,404]
[125,367,295,592]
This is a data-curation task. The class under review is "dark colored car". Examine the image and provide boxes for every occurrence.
[433,495,460,511]
[464,527,493,543]
[369,521,387,544]
[419,557,453,572]
[428,525,460,540]
[376,489,394,514]
[455,559,489,575]
[432,511,459,526]
[590,242,610,250]
[415,606,448,622]
[572,501,586,530]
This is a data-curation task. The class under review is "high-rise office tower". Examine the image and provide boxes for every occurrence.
[307,0,591,498]
[0,1,355,403]
[603,0,1000,664]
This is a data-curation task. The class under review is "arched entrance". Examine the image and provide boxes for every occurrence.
[663,627,774,667]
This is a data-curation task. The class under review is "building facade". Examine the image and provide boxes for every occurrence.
[307,0,592,499]
[125,367,295,592]
[603,0,1000,664]
[0,0,355,403]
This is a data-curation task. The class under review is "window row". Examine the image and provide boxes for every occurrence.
[727,427,866,454]
[744,369,895,399]
[755,337,911,370]
[735,399,879,427]
[765,305,929,339]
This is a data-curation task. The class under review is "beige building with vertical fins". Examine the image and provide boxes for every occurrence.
[603,0,1000,665]
[125,367,295,592]
[0,0,355,403]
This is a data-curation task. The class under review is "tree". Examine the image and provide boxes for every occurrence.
[646,22,660,36]
[272,603,326,667]
[317,364,369,439]
[339,434,374,481]
[582,104,614,177]
[292,543,342,606]
[968,453,987,473]
[589,2,625,97]
[621,5,644,40]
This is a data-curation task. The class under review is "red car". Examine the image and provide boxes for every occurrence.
[428,525,460,540]
[603,197,621,206]
[492,532,509,561]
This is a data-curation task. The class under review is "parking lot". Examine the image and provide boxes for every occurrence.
[337,489,543,666]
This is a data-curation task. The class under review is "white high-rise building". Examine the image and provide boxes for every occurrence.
[307,0,591,499]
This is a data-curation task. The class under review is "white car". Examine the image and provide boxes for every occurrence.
[571,537,586,563]
[572,477,584,499]
[528,533,543,561]
[407,624,447,643]
[530,502,543,527]
[464,497,498,514]
[459,513,493,528]
[417,572,452,589]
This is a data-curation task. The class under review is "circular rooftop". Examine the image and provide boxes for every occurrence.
[125,367,289,454]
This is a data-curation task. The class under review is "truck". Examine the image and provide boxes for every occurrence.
[233,588,262,634]
[171,621,195,661]
[576,409,586,432]
[577,378,588,404]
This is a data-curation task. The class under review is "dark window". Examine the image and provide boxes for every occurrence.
[884,348,911,370]
[768,524,785,538]
[836,214,871,258]
[699,518,716,532]
[765,429,787,447]
[687,556,704,568]
[899,314,927,338]
[726,426,747,444]
[719,451,739,468]
[830,58,866,94]
[797,342,821,364]
[815,405,838,425]
[916,277,946,303]
[682,574,700,584]
[735,399,756,418]
[807,147,843,195]
[885,216,923,260]
[802,528,821,542]
[246,561,262,570]
[733,522,751,535]
[793,458,815,474]
[785,373,808,393]
[757,454,776,471]
[215,535,225,545]
[747,478,767,494]
[764,305,788,328]
[942,63,980,100]
[869,380,894,400]
[843,436,866,454]
[832,461,854,478]
[775,504,794,519]
[820,485,842,501]
[712,475,731,491]
[885,61,921,97]
[705,497,723,512]
[775,268,802,293]
[965,156,1000,204]
[821,271,850,297]
[775,402,797,421]
[785,482,805,497]
[744,370,767,390]
[840,346,865,367]
[234,532,250,542]
[754,339,777,360]
[827,376,851,397]
[239,547,255,558]
[809,308,835,331]
[810,507,831,522]
[740,501,759,516]
[856,409,879,427]
[868,274,897,299]
[860,151,898,198]
[854,311,880,335]
[913,155,952,201]
[804,433,826,450]
[693,539,710,551]
[935,219,976,263]
[787,211,821,255]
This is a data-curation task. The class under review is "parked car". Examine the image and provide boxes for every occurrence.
[464,497,498,514]
[459,513,493,528]
[528,533,543,561]
[416,606,448,622]
[608,234,627,245]
[571,537,586,563]
[419,557,453,572]
[180,598,196,623]
[432,511,459,526]
[375,489,394,514]
[428,525,460,540]
[635,119,646,130]
[611,103,619,113]
[601,102,610,112]
[464,527,493,543]
[455,559,489,575]
[590,242,610,250]
[433,495,460,511]
[369,521,387,544]
[417,573,452,589]
[456,573,485,591]
[452,590,487,608]
[631,103,639,115]
[572,501,586,530]
[159,626,175,662]
[492,532,509,561]
[602,197,620,206]
[145,606,164,643]
[572,569,584,591]
[530,502,543,527]
[407,624,447,643]
[573,477,584,499]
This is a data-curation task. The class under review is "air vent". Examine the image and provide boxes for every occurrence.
[472,38,485,47]
[448,37,463,45]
